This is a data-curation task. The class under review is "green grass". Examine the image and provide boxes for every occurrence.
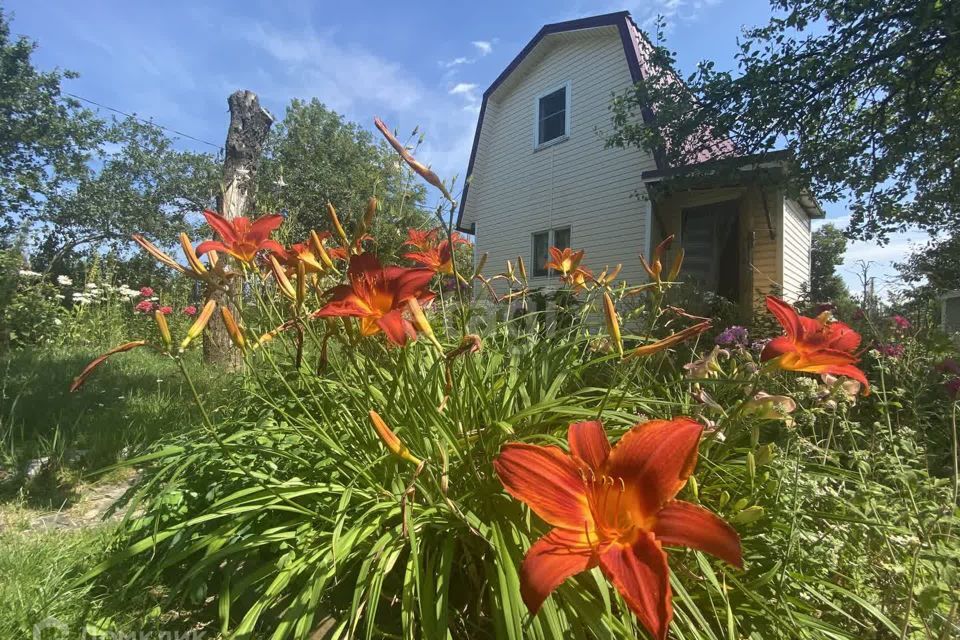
[0,513,115,638]
[0,344,233,501]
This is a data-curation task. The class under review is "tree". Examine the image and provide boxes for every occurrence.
[0,7,101,235]
[30,116,219,271]
[257,99,434,257]
[609,1,960,242]
[897,234,960,327]
[809,223,851,304]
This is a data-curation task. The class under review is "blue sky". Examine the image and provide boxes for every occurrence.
[7,0,927,295]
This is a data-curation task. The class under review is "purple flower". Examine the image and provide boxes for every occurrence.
[945,377,960,399]
[936,358,960,375]
[716,325,749,347]
[878,342,904,358]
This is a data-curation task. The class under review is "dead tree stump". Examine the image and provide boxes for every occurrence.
[203,90,274,368]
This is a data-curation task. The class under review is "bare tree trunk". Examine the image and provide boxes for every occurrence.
[204,90,274,368]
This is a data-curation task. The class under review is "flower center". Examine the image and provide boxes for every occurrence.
[580,469,653,545]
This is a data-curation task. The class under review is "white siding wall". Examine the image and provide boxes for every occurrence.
[781,198,812,302]
[465,29,656,291]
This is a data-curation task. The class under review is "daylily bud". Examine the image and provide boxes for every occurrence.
[326,202,349,249]
[374,117,454,203]
[602,292,623,357]
[296,260,307,306]
[407,298,442,350]
[153,309,172,348]
[354,197,377,249]
[309,230,336,270]
[688,475,699,501]
[667,247,685,282]
[368,410,422,465]
[180,232,208,276]
[517,256,528,284]
[731,505,765,525]
[180,300,216,350]
[220,306,246,350]
[751,424,760,447]
[755,443,775,466]
[268,255,296,301]
[132,234,187,275]
[719,491,730,508]
[472,252,488,279]
[629,321,711,358]
[732,497,749,512]
[746,451,756,481]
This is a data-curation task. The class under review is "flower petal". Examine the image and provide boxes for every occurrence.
[599,534,672,640]
[249,213,284,241]
[312,286,372,318]
[391,268,437,303]
[567,421,611,471]
[760,335,796,361]
[520,528,597,615]
[821,363,870,395]
[653,500,743,568]
[494,443,594,531]
[828,321,861,352]
[606,418,703,513]
[765,296,802,340]
[257,239,287,256]
[377,309,414,346]
[195,240,230,257]
[202,210,237,244]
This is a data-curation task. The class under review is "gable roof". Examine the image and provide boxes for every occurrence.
[456,11,652,233]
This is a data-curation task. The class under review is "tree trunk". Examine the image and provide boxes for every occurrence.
[203,90,274,368]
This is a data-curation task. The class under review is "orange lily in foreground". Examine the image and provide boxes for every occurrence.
[761,296,869,393]
[404,228,469,274]
[196,209,285,263]
[495,419,742,640]
[313,254,435,346]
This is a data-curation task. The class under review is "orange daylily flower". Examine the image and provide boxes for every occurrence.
[195,209,285,263]
[374,117,454,202]
[276,240,329,275]
[312,253,435,346]
[545,247,584,276]
[495,419,742,640]
[761,296,869,393]
[403,227,469,274]
[545,247,593,289]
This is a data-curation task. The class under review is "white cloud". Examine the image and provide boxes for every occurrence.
[472,40,493,56]
[443,56,471,68]
[233,22,480,190]
[449,83,478,96]
[242,24,423,113]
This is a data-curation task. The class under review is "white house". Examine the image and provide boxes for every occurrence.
[456,11,823,317]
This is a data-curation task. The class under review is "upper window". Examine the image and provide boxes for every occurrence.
[536,85,569,146]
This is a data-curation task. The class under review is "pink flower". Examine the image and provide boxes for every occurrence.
[134,300,154,314]
[140,287,154,297]
[945,377,960,399]
[891,315,911,331]
[182,305,198,316]
[159,306,173,315]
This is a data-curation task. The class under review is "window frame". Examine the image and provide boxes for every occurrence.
[533,82,571,149]
[531,227,573,279]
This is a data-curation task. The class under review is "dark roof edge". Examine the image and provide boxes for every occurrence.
[456,11,643,233]
[641,150,826,218]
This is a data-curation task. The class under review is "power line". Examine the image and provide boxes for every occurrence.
[64,92,224,152]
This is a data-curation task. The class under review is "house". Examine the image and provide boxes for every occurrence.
[456,11,823,317]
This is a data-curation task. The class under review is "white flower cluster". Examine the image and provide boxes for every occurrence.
[18,269,42,278]
[57,275,73,286]
[117,284,140,298]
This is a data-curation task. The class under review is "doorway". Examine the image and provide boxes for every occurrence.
[680,201,740,303]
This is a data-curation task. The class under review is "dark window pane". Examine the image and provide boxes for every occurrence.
[538,87,567,144]
[539,88,566,117]
[553,227,570,251]
[532,231,549,277]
